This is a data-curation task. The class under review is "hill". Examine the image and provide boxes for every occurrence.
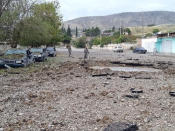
[64,11,175,30]
[130,24,175,36]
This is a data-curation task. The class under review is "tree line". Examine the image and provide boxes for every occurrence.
[0,0,72,48]
[73,27,136,48]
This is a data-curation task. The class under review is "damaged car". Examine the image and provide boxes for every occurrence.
[31,48,48,62]
[0,49,34,68]
[133,47,147,54]
[46,47,57,57]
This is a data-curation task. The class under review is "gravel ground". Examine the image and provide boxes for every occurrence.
[1,49,175,131]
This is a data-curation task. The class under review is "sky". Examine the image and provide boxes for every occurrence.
[58,0,175,21]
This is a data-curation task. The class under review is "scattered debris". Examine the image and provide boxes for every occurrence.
[119,75,132,79]
[104,122,139,131]
[1,50,175,130]
[100,91,109,96]
[130,88,143,94]
[92,73,109,77]
[96,116,112,124]
[169,92,175,97]
[124,95,139,99]
[135,76,151,79]
[84,93,96,99]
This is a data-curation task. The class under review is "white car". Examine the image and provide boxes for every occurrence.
[113,46,124,53]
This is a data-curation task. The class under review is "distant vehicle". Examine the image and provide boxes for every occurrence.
[46,47,57,57]
[113,46,124,53]
[31,48,48,62]
[0,49,34,68]
[133,47,147,54]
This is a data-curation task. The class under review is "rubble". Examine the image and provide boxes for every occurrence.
[1,50,175,130]
[104,122,138,131]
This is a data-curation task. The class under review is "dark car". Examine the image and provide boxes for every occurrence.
[46,47,56,57]
[0,49,34,68]
[133,47,147,54]
[0,59,5,68]
[31,48,48,62]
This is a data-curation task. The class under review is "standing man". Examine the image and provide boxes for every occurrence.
[66,44,72,57]
[84,44,89,62]
[26,47,32,64]
[26,48,32,59]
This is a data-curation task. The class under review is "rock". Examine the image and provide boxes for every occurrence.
[28,93,38,99]
[107,77,112,80]
[119,75,132,79]
[113,100,117,103]
[18,113,24,116]
[135,76,151,79]
[75,74,82,77]
[130,89,143,94]
[96,116,112,124]
[124,94,139,99]
[103,82,110,85]
[107,93,114,98]
[40,128,46,131]
[92,73,109,77]
[144,118,151,123]
[169,92,175,97]
[104,122,138,131]
[100,91,109,96]
[0,106,4,112]
[84,93,96,99]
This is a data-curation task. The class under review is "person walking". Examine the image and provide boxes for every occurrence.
[66,44,72,57]
[84,45,89,61]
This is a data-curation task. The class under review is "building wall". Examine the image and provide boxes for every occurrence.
[92,43,137,50]
[156,37,175,53]
[141,38,157,52]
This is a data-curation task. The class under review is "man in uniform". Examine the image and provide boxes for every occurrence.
[84,45,89,61]
[66,44,72,57]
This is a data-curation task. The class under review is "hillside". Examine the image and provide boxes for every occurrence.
[130,24,175,36]
[64,11,175,30]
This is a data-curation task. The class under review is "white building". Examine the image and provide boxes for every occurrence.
[141,37,157,52]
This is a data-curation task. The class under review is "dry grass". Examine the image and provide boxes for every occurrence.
[130,24,175,36]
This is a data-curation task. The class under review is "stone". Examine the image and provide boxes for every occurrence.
[124,94,139,99]
[169,92,175,97]
[144,118,151,123]
[40,128,46,131]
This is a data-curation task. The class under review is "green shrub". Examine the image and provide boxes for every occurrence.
[73,36,86,48]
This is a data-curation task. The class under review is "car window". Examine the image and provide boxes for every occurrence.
[31,48,43,53]
[46,47,55,51]
[5,49,26,55]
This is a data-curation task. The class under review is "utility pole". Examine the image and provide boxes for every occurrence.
[141,13,144,38]
[120,19,122,37]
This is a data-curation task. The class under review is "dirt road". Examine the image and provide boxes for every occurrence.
[1,49,175,131]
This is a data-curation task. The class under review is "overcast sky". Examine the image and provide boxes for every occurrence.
[58,0,175,21]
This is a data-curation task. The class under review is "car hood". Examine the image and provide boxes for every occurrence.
[48,51,54,54]
[0,54,25,60]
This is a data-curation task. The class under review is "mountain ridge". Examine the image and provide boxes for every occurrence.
[64,11,175,30]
